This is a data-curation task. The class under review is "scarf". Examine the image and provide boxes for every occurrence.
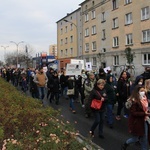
[140,96,149,121]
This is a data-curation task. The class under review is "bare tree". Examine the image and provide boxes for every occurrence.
[5,44,34,68]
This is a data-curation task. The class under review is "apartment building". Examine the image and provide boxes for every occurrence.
[80,0,150,75]
[49,44,57,59]
[56,8,82,70]
[57,0,150,75]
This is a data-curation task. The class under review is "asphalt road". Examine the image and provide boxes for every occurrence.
[43,96,141,150]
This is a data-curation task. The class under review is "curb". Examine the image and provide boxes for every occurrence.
[76,134,104,150]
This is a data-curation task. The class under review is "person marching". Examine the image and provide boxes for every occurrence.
[84,72,97,118]
[121,85,150,150]
[105,74,117,128]
[89,79,107,139]
[116,71,131,120]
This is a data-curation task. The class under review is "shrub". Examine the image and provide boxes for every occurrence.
[0,78,85,150]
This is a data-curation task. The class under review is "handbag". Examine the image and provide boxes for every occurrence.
[90,91,103,110]
[67,88,74,95]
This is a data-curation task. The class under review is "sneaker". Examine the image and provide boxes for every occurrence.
[89,131,94,138]
[82,104,85,108]
[72,110,76,114]
[116,116,121,120]
[123,115,128,118]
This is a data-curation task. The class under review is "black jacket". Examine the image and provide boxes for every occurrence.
[89,87,107,112]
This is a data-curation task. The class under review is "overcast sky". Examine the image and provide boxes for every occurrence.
[0,0,83,61]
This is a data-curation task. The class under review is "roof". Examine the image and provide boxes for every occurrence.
[56,7,81,23]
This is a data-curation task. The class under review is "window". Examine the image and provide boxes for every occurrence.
[142,29,150,42]
[61,50,63,56]
[79,46,82,55]
[102,29,106,40]
[141,7,149,20]
[113,55,119,65]
[70,48,73,55]
[92,57,97,66]
[101,12,105,22]
[85,13,89,22]
[85,58,89,62]
[61,28,63,34]
[60,39,63,45]
[85,28,89,37]
[91,10,96,19]
[143,54,150,65]
[102,48,106,53]
[112,17,118,28]
[65,37,68,44]
[92,41,96,50]
[70,24,73,30]
[85,43,89,52]
[125,13,132,25]
[113,36,119,47]
[65,49,68,56]
[92,25,96,35]
[70,36,73,43]
[126,33,133,45]
[65,26,68,33]
[125,0,131,4]
[92,1,95,6]
[112,0,117,10]
[85,5,88,10]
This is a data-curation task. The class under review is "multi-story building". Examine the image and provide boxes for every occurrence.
[57,0,150,75]
[49,44,57,59]
[56,8,82,70]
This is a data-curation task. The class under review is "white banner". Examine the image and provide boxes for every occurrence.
[65,64,82,76]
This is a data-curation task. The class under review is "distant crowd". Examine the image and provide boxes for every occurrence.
[1,66,150,149]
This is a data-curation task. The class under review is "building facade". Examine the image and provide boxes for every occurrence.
[49,44,57,59]
[57,0,150,76]
[56,8,82,70]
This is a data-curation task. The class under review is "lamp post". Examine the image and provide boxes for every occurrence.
[64,19,79,59]
[10,41,24,68]
[1,45,9,61]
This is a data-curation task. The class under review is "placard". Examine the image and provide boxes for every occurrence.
[65,64,82,76]
[86,62,92,71]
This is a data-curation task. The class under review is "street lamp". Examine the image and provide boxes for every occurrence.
[64,19,79,58]
[1,45,9,60]
[10,41,24,68]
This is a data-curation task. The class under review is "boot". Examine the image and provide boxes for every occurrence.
[121,142,128,150]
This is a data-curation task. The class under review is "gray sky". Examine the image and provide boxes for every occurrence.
[0,0,83,61]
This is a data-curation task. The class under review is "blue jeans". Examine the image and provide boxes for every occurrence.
[69,97,75,110]
[38,87,45,100]
[90,111,105,136]
[62,87,68,98]
[126,121,148,150]
[107,104,114,125]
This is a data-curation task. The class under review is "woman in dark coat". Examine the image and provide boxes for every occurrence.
[121,85,150,150]
[48,71,60,105]
[116,71,131,120]
[66,76,76,113]
[30,73,39,98]
[105,74,116,128]
[89,79,107,138]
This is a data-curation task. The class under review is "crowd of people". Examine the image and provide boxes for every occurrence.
[1,66,150,150]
